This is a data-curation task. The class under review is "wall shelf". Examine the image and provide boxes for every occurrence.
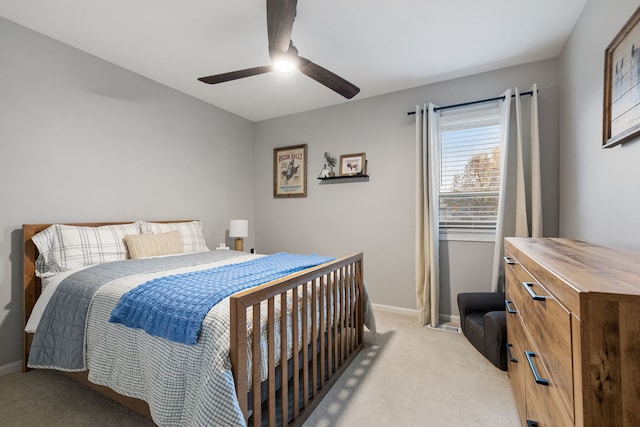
[317,174,369,183]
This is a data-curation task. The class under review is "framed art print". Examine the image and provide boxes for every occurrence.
[273,144,307,198]
[603,5,640,148]
[339,152,366,176]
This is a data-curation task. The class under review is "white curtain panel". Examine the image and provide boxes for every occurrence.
[415,104,440,326]
[491,85,543,291]
[529,84,543,237]
[514,88,529,238]
[513,85,544,238]
[490,90,512,292]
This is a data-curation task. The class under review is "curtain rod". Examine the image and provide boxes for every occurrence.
[407,90,536,116]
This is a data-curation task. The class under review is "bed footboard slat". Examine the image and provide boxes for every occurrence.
[267,298,276,426]
[340,266,347,363]
[252,304,262,426]
[310,280,318,401]
[280,292,288,426]
[319,276,326,389]
[291,287,299,420]
[301,284,309,408]
[326,275,333,386]
[346,265,352,353]
[350,264,356,352]
[336,270,340,373]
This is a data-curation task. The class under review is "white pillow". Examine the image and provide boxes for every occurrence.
[138,220,209,254]
[32,223,139,278]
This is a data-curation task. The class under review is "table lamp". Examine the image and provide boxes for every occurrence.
[229,219,248,251]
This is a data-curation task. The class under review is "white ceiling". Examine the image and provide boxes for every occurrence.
[1,0,587,122]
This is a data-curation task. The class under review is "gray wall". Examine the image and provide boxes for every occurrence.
[0,18,255,368]
[558,0,640,249]
[254,59,560,320]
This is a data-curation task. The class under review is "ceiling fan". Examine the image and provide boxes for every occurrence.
[197,0,360,99]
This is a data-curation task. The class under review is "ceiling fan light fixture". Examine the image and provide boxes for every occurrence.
[273,59,296,72]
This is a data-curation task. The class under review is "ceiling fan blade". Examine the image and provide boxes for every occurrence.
[267,0,298,53]
[297,56,360,99]
[198,66,273,84]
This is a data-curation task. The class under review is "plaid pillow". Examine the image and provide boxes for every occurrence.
[138,220,209,254]
[32,223,139,278]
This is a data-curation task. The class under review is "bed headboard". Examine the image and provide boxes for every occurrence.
[22,220,192,372]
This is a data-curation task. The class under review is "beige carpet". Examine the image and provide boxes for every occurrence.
[303,309,519,426]
[0,309,519,426]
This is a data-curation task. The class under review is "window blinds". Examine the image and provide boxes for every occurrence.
[438,105,501,232]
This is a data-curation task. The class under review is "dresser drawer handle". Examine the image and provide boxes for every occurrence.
[504,256,516,265]
[525,351,549,386]
[506,343,517,363]
[505,299,517,314]
[522,282,547,301]
[526,421,539,427]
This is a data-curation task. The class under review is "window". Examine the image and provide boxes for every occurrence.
[438,104,502,241]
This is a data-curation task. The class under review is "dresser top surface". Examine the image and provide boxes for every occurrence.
[505,237,640,297]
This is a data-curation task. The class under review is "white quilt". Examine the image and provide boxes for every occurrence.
[86,255,259,426]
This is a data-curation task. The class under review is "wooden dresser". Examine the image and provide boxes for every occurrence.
[504,238,640,427]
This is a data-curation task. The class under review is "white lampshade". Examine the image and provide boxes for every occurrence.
[229,220,248,238]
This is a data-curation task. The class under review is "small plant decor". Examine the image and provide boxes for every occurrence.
[323,152,337,176]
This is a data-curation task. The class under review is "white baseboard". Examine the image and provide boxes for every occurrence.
[371,303,460,327]
[371,303,416,316]
[0,360,21,376]
[440,313,461,328]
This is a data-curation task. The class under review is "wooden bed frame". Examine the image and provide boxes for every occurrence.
[22,222,365,427]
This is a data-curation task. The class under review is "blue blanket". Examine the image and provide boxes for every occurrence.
[109,252,333,345]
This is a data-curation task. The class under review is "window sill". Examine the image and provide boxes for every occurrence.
[439,232,496,243]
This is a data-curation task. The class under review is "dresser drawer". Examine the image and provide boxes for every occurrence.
[506,309,527,425]
[524,343,574,427]
[504,250,526,316]
[519,276,573,422]
[505,264,574,423]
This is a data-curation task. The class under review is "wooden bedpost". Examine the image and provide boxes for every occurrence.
[22,224,43,372]
[230,295,249,424]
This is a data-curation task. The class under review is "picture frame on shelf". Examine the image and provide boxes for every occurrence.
[339,152,366,176]
[273,144,307,198]
[603,5,640,148]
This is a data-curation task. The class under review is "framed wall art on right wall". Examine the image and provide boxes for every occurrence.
[603,5,640,148]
